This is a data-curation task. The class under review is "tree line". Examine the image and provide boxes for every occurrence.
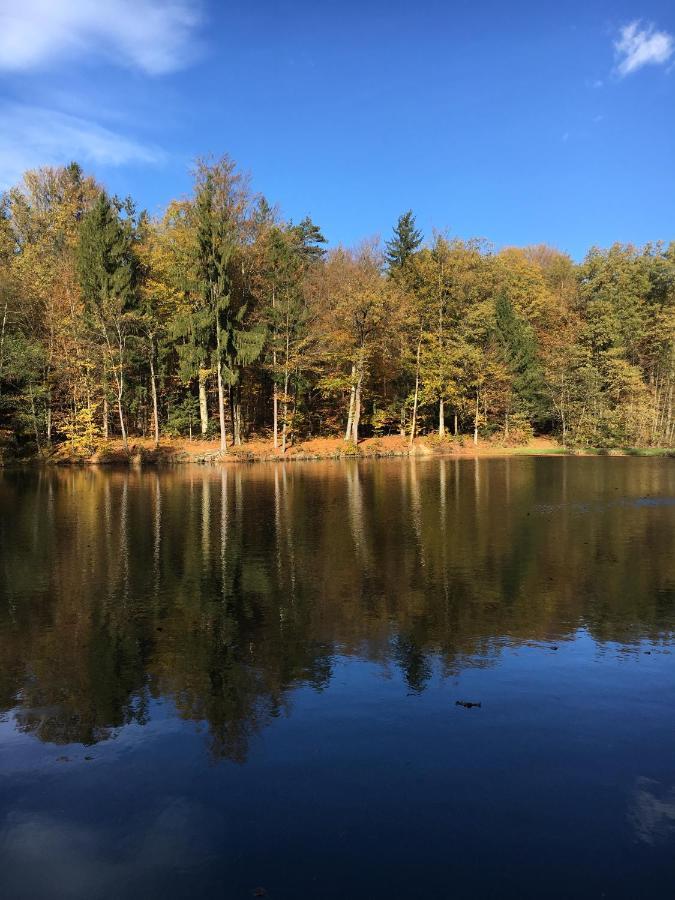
[0,156,673,455]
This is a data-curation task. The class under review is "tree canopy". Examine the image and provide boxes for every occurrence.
[0,157,673,456]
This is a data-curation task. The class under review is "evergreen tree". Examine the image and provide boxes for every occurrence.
[262,219,324,451]
[194,158,266,449]
[495,292,546,430]
[385,210,423,272]
[77,192,138,449]
[290,216,327,263]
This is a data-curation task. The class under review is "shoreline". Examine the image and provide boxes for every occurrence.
[2,435,674,468]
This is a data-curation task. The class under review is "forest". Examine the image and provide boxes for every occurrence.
[0,155,673,457]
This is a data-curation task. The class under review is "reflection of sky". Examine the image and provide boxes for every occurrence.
[2,637,675,898]
[629,777,675,845]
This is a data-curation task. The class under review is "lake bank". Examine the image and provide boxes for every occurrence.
[2,434,674,467]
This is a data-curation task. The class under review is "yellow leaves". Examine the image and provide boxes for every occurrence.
[496,247,556,324]
[58,401,102,456]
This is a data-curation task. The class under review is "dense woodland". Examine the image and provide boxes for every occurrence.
[0,156,673,455]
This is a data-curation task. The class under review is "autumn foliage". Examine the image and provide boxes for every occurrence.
[1,158,673,457]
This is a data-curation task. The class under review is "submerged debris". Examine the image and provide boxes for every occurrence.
[456,700,481,709]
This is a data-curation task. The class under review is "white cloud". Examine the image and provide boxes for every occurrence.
[614,20,674,77]
[0,0,202,75]
[0,103,163,189]
[0,797,218,898]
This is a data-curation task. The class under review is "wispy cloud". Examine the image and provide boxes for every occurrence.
[0,0,203,75]
[614,20,674,77]
[0,103,163,189]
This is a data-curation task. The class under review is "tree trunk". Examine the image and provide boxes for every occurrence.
[233,385,242,446]
[149,340,160,448]
[115,328,128,451]
[351,368,363,443]
[281,366,290,454]
[215,306,227,452]
[345,363,356,441]
[409,332,422,447]
[198,370,208,436]
[28,383,41,453]
[116,375,127,451]
[272,287,278,450]
[216,363,227,452]
[273,352,279,450]
[473,389,479,446]
[228,383,242,446]
[281,320,291,452]
[454,412,458,436]
[0,302,7,396]
[439,398,445,437]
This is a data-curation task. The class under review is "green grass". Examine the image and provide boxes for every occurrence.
[508,445,674,458]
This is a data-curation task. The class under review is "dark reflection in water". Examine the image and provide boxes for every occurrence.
[1,458,674,899]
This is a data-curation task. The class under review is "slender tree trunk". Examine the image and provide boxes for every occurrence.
[272,287,278,449]
[273,353,279,450]
[473,389,480,446]
[215,303,227,452]
[216,364,227,452]
[115,373,127,450]
[233,384,242,446]
[409,331,422,447]
[228,383,242,446]
[454,412,458,436]
[198,370,208,436]
[437,269,446,440]
[281,319,291,453]
[0,302,7,396]
[345,363,356,441]
[149,338,160,448]
[28,383,41,454]
[351,365,363,443]
[282,368,290,453]
[113,327,128,451]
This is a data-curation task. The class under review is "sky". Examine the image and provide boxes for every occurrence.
[1,0,674,258]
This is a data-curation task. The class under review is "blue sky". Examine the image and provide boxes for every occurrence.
[1,1,674,258]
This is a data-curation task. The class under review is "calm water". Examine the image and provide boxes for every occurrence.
[1,457,675,899]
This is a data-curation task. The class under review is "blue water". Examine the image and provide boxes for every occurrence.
[0,458,674,898]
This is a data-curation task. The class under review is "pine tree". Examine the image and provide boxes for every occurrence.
[193,158,266,449]
[77,192,138,450]
[495,291,545,430]
[385,210,423,272]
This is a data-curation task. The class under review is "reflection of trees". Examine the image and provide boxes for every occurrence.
[0,458,674,760]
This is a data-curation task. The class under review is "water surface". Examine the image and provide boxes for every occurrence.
[1,457,674,898]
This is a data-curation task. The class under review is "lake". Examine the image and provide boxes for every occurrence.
[1,457,674,899]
